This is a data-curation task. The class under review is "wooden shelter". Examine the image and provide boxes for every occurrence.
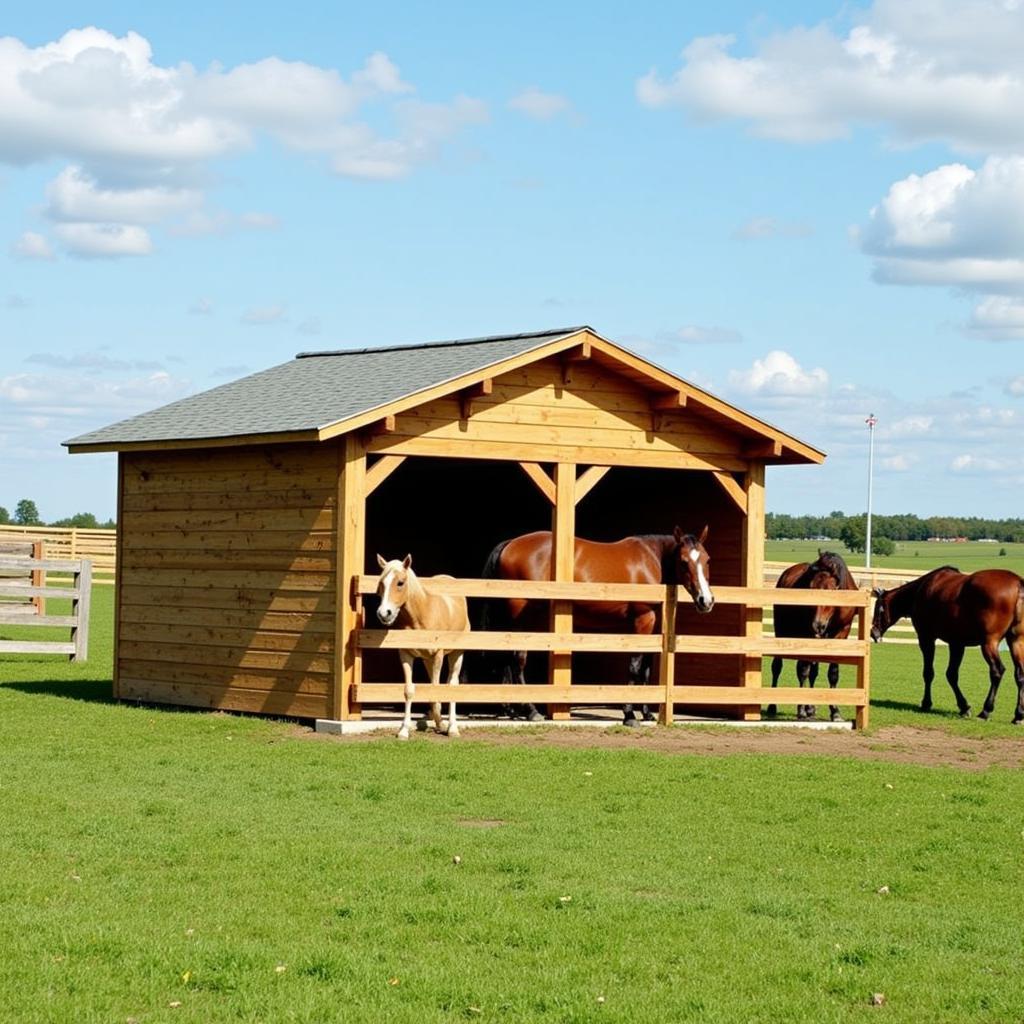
[66,326,870,727]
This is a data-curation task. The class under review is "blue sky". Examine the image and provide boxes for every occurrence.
[4,0,1024,521]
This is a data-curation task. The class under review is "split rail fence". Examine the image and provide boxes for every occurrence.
[0,556,92,660]
[0,526,115,585]
[351,577,872,728]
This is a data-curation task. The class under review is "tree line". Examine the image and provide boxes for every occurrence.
[0,499,115,530]
[767,511,1024,551]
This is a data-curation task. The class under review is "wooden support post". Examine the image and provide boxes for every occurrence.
[740,464,766,720]
[549,462,575,719]
[30,540,44,617]
[574,465,610,505]
[658,584,678,725]
[855,602,871,730]
[365,454,406,496]
[71,559,91,662]
[518,462,556,504]
[333,433,367,721]
[112,454,124,698]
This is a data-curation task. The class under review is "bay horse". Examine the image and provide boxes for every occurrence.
[871,566,1024,724]
[375,554,470,740]
[479,526,714,724]
[767,551,858,722]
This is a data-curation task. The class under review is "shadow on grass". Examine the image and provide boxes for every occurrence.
[2,679,114,704]
[872,696,968,719]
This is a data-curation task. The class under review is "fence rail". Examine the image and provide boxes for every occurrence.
[0,526,115,585]
[0,556,91,660]
[351,575,871,728]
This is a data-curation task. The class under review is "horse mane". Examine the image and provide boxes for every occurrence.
[812,550,855,589]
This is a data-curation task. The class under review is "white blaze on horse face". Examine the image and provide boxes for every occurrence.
[377,568,401,625]
[689,547,714,611]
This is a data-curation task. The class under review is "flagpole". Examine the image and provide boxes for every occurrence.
[865,413,877,570]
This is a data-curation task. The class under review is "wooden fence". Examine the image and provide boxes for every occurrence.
[0,526,115,584]
[0,540,45,616]
[0,556,92,660]
[351,576,872,728]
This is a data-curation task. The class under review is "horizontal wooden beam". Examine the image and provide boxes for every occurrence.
[0,585,79,600]
[352,683,866,707]
[0,556,85,572]
[0,614,76,627]
[650,391,687,411]
[518,462,556,504]
[359,628,663,653]
[367,414,397,436]
[743,439,783,459]
[0,640,76,655]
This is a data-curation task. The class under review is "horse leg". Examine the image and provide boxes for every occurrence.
[978,641,1004,720]
[918,636,936,712]
[767,656,783,718]
[625,609,657,725]
[444,651,463,738]
[804,661,820,719]
[795,660,812,719]
[516,650,543,722]
[1008,637,1024,725]
[827,661,842,722]
[397,651,416,740]
[944,644,971,717]
[623,653,640,726]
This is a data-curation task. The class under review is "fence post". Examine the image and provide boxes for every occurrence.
[855,597,871,730]
[30,540,45,616]
[71,559,91,662]
[658,584,678,725]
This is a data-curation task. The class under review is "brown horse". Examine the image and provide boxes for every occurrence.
[479,526,714,724]
[871,566,1024,724]
[768,551,858,722]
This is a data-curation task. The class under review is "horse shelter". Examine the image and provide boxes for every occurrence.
[65,326,871,729]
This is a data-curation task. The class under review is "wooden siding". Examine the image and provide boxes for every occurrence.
[117,443,337,718]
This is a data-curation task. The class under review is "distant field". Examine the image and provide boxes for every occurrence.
[765,539,1024,576]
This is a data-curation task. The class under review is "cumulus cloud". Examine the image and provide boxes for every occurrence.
[11,231,54,260]
[727,350,828,397]
[508,87,573,121]
[0,28,488,255]
[636,1,1024,151]
[26,351,162,371]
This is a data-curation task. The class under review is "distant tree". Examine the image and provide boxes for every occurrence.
[0,505,9,525]
[872,536,895,557]
[50,512,99,529]
[839,519,866,553]
[14,499,40,525]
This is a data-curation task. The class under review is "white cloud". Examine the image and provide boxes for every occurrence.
[950,453,1014,473]
[508,87,573,121]
[969,295,1024,338]
[728,350,828,397]
[1005,373,1024,395]
[26,351,162,371]
[11,231,54,260]
[880,454,914,471]
[0,28,488,252]
[52,221,152,258]
[884,415,934,437]
[241,305,286,325]
[636,2,1024,151]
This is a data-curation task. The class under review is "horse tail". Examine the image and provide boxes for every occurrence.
[477,538,511,631]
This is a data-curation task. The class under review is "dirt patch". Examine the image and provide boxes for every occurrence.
[298,722,1024,771]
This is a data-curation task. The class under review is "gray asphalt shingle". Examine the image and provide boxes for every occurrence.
[64,327,586,448]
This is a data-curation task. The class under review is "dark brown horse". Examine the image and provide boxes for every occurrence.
[479,527,714,724]
[767,551,858,722]
[871,566,1024,724]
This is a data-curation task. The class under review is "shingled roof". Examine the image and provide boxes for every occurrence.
[64,327,586,450]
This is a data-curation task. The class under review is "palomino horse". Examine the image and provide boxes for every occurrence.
[768,551,858,722]
[375,554,470,740]
[871,566,1024,724]
[480,526,714,724]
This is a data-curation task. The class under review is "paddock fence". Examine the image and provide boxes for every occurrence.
[0,526,115,585]
[350,576,872,728]
[0,554,92,660]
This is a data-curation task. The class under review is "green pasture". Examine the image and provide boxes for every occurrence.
[766,538,1024,575]
[2,588,1024,1022]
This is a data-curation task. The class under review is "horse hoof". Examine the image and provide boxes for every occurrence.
[978,710,989,720]
[920,703,932,713]
[959,707,971,718]
[396,730,410,741]
[830,713,844,723]
[527,710,544,723]
[642,710,656,722]
[447,727,460,739]
[623,716,642,728]
[766,706,777,718]
[1012,718,1023,726]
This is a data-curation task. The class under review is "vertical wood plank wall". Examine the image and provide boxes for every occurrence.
[116,444,337,718]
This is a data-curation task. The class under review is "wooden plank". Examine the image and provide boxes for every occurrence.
[335,433,365,721]
[119,640,334,673]
[365,455,406,496]
[119,508,334,532]
[121,530,335,552]
[70,428,321,455]
[71,560,91,661]
[0,613,77,627]
[119,677,328,717]
[0,641,76,655]
[741,464,764,720]
[122,489,335,513]
[119,605,335,632]
[119,622,335,653]
[125,443,337,474]
[0,557,87,572]
[712,472,747,514]
[123,467,337,495]
[550,462,575,719]
[0,585,79,600]
[114,455,124,697]
[118,584,334,613]
[367,435,749,473]
[518,462,556,504]
[856,604,871,730]
[120,550,334,573]
[574,465,610,505]
[659,584,678,725]
[119,660,332,693]
[117,568,333,592]
[31,540,44,616]
[359,629,662,653]
[352,683,866,707]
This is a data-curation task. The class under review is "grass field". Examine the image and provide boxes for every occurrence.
[2,588,1024,1022]
[767,538,1024,576]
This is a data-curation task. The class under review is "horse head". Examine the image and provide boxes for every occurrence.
[870,586,889,642]
[809,552,844,638]
[376,553,413,626]
[672,525,714,613]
